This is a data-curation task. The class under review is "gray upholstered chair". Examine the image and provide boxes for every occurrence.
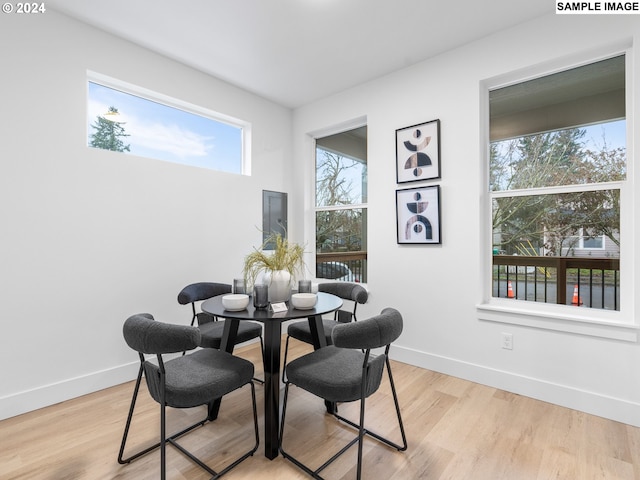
[118,313,259,480]
[178,282,264,384]
[282,282,368,382]
[178,282,264,350]
[279,308,408,480]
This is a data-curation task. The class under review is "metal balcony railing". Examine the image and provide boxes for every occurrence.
[316,251,367,283]
[493,255,620,310]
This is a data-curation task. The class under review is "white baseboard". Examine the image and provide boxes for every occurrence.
[0,362,139,421]
[5,345,639,427]
[0,340,262,422]
[390,345,640,428]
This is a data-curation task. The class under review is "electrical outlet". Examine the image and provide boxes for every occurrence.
[501,332,513,350]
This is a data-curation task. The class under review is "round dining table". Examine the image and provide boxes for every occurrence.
[201,291,343,460]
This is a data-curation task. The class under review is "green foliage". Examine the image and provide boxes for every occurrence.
[315,149,365,253]
[316,209,364,253]
[243,233,305,287]
[491,126,624,256]
[89,106,131,152]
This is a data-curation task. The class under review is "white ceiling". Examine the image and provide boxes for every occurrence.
[47,0,552,109]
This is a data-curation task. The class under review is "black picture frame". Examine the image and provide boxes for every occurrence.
[396,185,441,244]
[395,119,441,183]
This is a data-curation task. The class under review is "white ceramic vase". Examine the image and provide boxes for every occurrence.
[265,269,292,303]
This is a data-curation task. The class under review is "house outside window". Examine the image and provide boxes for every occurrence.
[580,233,605,250]
[315,127,368,283]
[570,228,607,251]
[488,54,626,311]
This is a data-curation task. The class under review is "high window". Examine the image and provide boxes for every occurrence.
[87,72,248,174]
[488,55,626,312]
[315,127,368,283]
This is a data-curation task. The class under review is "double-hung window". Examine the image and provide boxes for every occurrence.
[480,52,634,339]
[315,127,368,283]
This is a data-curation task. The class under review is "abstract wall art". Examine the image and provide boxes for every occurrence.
[395,119,440,183]
[396,185,441,244]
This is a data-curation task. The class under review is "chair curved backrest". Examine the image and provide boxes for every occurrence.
[318,282,368,304]
[119,312,260,479]
[331,307,403,350]
[318,282,368,323]
[177,282,232,327]
[177,282,232,305]
[280,306,407,479]
[123,313,201,354]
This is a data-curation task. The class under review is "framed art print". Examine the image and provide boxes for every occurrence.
[396,119,440,183]
[396,185,441,244]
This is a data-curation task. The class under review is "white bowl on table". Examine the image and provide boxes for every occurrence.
[290,293,317,310]
[221,294,250,311]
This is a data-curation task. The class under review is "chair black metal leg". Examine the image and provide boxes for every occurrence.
[123,381,258,479]
[117,363,144,464]
[280,381,353,478]
[282,335,291,383]
[253,335,265,385]
[160,398,167,480]
[357,394,366,480]
[209,382,260,477]
[332,360,407,452]
[278,382,290,450]
[118,363,207,466]
[169,439,218,476]
[171,382,260,479]
[385,357,408,451]
[280,382,359,479]
[279,382,324,479]
[280,358,408,480]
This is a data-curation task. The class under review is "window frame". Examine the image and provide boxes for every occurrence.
[86,71,251,174]
[477,47,637,342]
[311,121,368,284]
[575,228,606,250]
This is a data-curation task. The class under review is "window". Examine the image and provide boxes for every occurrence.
[315,127,367,283]
[488,55,626,312]
[574,228,606,250]
[87,72,248,174]
[581,234,604,250]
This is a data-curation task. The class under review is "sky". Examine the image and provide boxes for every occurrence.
[87,82,243,174]
[88,80,625,182]
[581,119,626,151]
[315,147,367,207]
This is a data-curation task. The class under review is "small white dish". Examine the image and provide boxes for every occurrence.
[221,294,250,311]
[290,293,317,310]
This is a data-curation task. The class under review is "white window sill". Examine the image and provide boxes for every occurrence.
[477,298,638,342]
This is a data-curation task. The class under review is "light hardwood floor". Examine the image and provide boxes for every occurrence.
[2,338,640,480]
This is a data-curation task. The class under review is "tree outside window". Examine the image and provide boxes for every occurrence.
[491,124,625,258]
[315,128,367,282]
[89,106,131,152]
[488,54,626,309]
[87,77,246,174]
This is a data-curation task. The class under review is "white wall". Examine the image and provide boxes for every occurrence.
[293,14,640,426]
[3,10,640,428]
[0,11,292,419]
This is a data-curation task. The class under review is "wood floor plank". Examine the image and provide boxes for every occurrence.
[1,337,640,479]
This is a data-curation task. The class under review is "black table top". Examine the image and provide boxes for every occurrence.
[201,291,343,322]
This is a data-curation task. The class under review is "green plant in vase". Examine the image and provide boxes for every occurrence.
[243,233,305,302]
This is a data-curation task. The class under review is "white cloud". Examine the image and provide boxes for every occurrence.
[128,120,213,159]
[88,98,214,160]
